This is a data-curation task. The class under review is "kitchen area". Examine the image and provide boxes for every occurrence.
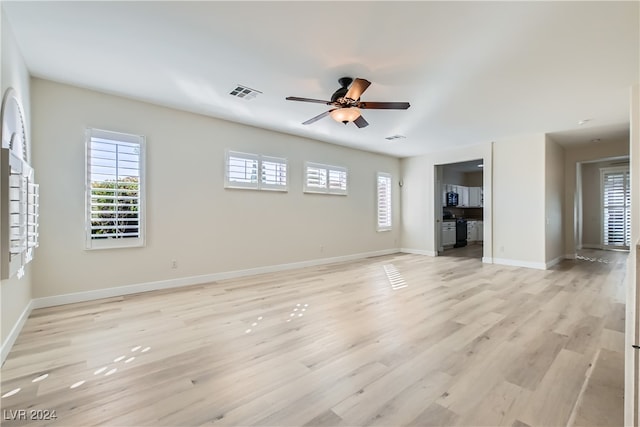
[440,159,484,258]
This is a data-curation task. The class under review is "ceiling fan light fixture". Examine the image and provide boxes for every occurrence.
[330,107,361,124]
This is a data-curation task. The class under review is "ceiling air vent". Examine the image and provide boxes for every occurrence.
[385,135,406,141]
[229,85,262,100]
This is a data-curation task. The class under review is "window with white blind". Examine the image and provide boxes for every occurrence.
[377,172,392,231]
[601,166,630,248]
[85,129,145,250]
[225,151,288,191]
[304,162,348,195]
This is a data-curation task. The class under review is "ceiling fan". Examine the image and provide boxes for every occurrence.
[286,77,410,128]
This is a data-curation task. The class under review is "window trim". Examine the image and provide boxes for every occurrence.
[85,128,146,250]
[224,150,288,192]
[376,172,392,232]
[303,162,348,195]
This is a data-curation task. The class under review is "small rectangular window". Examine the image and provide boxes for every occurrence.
[86,129,145,249]
[225,151,287,191]
[377,172,392,231]
[304,162,348,195]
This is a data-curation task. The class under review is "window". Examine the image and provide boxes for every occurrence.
[601,166,630,248]
[86,129,145,249]
[225,151,287,191]
[304,162,348,195]
[377,172,392,231]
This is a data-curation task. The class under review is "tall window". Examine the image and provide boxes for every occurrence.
[225,151,287,191]
[304,162,348,195]
[86,129,145,249]
[601,167,630,248]
[377,172,392,231]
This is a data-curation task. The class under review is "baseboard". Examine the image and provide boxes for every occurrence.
[1,299,33,365]
[565,253,577,260]
[482,257,493,264]
[492,257,547,270]
[32,248,401,310]
[545,255,565,269]
[400,248,437,256]
[582,244,603,250]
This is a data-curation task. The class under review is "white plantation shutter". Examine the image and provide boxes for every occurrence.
[602,167,630,248]
[304,162,347,195]
[261,156,288,190]
[225,151,287,191]
[377,172,392,231]
[328,168,348,194]
[86,129,145,249]
[226,152,259,188]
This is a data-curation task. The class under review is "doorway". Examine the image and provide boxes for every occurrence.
[578,156,630,251]
[436,159,484,259]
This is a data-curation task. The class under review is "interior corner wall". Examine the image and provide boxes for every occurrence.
[625,83,639,427]
[30,78,401,299]
[399,143,492,257]
[564,139,630,257]
[0,13,33,353]
[544,135,565,265]
[492,133,546,267]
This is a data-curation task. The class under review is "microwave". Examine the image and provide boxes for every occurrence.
[446,191,459,207]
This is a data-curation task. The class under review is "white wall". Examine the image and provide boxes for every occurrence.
[400,143,492,258]
[30,79,401,299]
[564,139,630,257]
[464,171,483,187]
[544,136,565,265]
[492,133,546,267]
[0,13,33,356]
[581,161,602,246]
[626,83,639,427]
[442,167,465,186]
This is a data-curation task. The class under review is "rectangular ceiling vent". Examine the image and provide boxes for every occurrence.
[385,135,406,141]
[229,85,262,100]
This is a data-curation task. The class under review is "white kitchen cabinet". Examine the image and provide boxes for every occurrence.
[458,186,469,207]
[442,222,456,246]
[469,187,483,207]
[467,220,477,242]
[443,184,483,208]
[477,221,483,242]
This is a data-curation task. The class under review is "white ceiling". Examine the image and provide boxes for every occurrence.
[3,1,638,158]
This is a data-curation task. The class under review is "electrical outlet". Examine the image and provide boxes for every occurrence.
[171,260,178,269]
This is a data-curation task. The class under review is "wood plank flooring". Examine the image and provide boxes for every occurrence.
[0,250,626,426]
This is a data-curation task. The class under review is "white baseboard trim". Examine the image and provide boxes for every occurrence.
[482,257,493,264]
[545,255,565,269]
[581,244,603,250]
[1,299,33,365]
[492,257,547,270]
[565,253,577,260]
[32,248,401,310]
[400,248,437,256]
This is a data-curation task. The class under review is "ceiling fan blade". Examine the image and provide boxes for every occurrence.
[286,96,332,105]
[345,78,371,100]
[302,109,336,125]
[353,115,369,128]
[358,101,411,110]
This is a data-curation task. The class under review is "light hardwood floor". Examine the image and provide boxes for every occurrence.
[0,250,626,426]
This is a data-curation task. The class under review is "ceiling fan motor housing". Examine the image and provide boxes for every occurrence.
[331,77,354,103]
